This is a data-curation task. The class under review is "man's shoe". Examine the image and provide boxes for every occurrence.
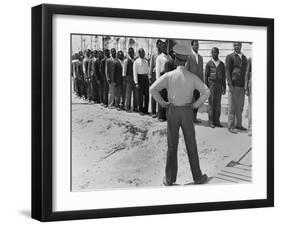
[194,119,202,124]
[228,128,238,134]
[139,112,144,116]
[194,174,208,184]
[158,118,166,122]
[215,123,223,128]
[209,122,215,128]
[151,114,157,118]
[163,177,173,186]
[236,126,247,131]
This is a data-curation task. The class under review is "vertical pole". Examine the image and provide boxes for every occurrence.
[80,35,83,52]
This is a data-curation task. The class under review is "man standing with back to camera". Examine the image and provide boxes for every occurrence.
[150,44,210,186]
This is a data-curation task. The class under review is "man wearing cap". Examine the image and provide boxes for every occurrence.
[133,48,150,115]
[155,41,172,122]
[149,39,162,118]
[150,44,210,186]
[205,47,226,128]
[185,40,204,123]
[225,42,248,134]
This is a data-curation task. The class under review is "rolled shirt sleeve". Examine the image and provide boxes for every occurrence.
[150,73,169,105]
[192,75,210,109]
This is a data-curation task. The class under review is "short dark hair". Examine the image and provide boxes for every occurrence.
[138,48,145,54]
[156,39,162,45]
[212,47,219,53]
[191,40,199,46]
[128,47,134,52]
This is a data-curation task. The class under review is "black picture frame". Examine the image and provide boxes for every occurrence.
[31,3,274,222]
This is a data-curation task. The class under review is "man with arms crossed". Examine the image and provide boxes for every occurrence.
[150,44,210,186]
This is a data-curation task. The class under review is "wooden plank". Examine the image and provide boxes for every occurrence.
[222,167,252,178]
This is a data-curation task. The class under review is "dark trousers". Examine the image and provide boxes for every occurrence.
[99,79,104,104]
[138,74,149,113]
[125,76,138,110]
[193,90,200,120]
[92,77,101,103]
[166,105,203,183]
[120,78,126,109]
[74,78,83,97]
[228,86,245,129]
[150,75,157,115]
[158,89,168,120]
[208,81,222,124]
[86,78,93,100]
[114,85,121,108]
[82,78,87,98]
[103,80,109,106]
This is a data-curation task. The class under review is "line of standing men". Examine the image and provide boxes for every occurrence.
[72,39,252,135]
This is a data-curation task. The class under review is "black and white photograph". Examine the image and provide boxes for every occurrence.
[71,35,252,191]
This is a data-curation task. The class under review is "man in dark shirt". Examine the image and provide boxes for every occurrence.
[106,48,117,108]
[100,49,110,107]
[113,50,124,109]
[205,47,226,128]
[225,42,248,134]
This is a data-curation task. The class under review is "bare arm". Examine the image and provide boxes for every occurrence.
[193,75,210,109]
[155,56,161,80]
[149,54,155,79]
[204,62,210,87]
[225,55,233,90]
[150,73,169,107]
[133,60,138,84]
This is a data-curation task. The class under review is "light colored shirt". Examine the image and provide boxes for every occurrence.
[82,57,88,75]
[150,66,210,108]
[133,58,149,84]
[192,49,199,64]
[156,53,171,79]
[211,58,221,67]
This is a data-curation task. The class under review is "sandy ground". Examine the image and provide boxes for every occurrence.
[71,94,251,191]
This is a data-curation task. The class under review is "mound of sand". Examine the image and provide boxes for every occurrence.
[71,95,251,191]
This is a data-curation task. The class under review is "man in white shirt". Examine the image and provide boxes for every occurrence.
[133,48,150,115]
[150,44,210,186]
[155,41,172,121]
